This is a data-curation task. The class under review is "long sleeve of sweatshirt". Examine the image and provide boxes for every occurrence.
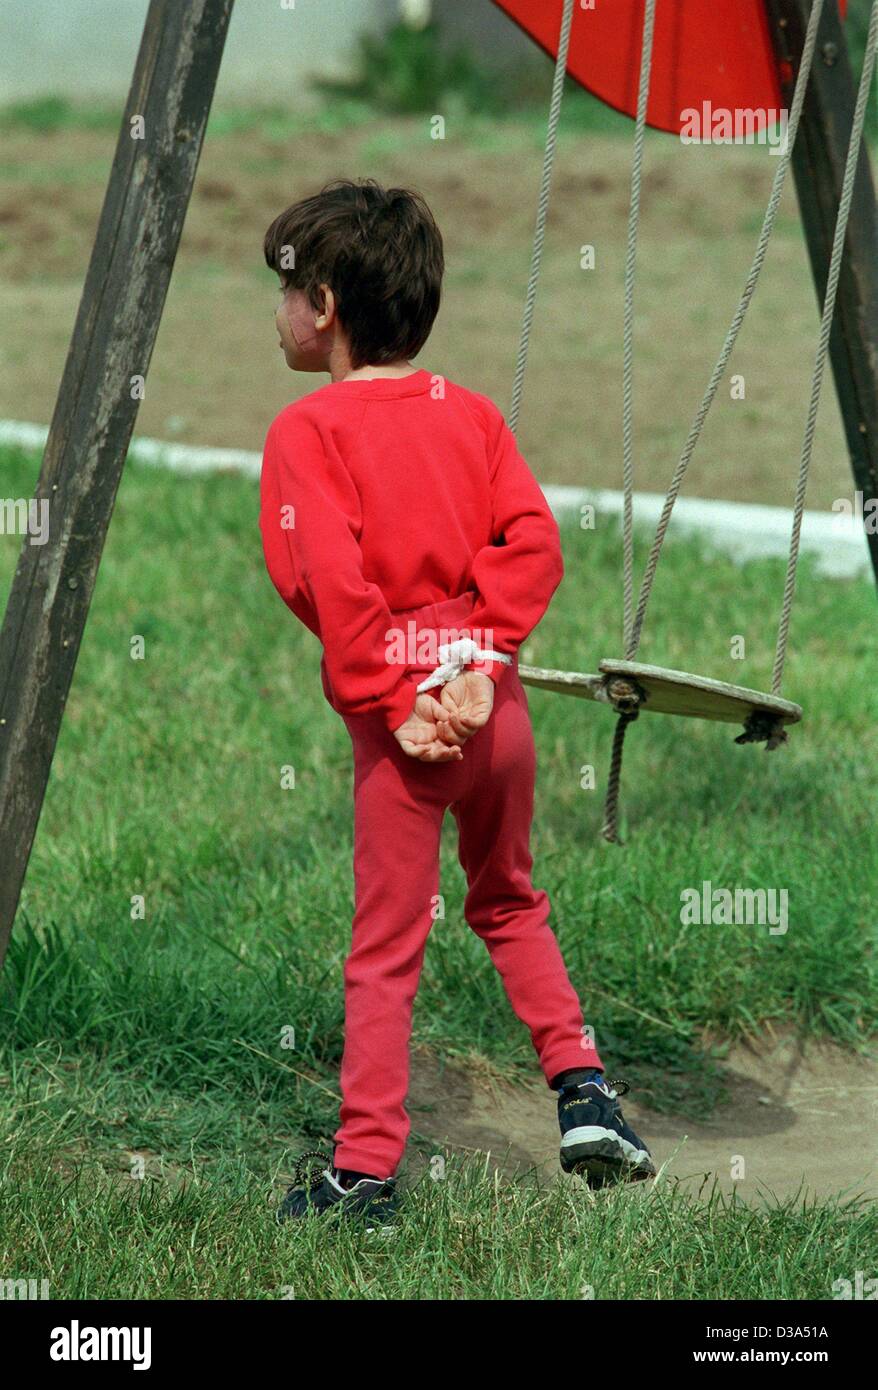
[259,412,421,732]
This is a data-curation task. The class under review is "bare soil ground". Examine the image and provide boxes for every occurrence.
[0,118,856,508]
[408,1035,877,1201]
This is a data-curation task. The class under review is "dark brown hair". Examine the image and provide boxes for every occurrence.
[264,178,444,368]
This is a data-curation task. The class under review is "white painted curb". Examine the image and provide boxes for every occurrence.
[0,419,869,580]
[0,420,262,480]
[542,485,870,580]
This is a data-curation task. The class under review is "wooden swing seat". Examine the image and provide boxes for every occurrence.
[519,659,802,731]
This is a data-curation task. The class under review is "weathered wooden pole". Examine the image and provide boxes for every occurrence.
[764,0,878,585]
[0,0,235,969]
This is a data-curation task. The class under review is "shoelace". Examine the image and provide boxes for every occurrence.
[290,1148,333,1192]
[564,1076,631,1098]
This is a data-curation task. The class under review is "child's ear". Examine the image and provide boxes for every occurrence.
[314,283,337,329]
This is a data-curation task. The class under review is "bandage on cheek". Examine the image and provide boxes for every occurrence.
[285,297,320,352]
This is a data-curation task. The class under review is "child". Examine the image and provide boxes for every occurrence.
[259,179,655,1223]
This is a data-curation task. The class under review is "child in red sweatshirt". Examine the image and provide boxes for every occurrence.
[259,179,654,1224]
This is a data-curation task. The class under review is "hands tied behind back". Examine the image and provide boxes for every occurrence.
[436,671,495,746]
[392,672,495,761]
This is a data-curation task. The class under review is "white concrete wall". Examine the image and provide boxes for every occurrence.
[0,0,398,103]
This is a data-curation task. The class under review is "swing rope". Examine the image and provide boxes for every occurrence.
[622,0,657,655]
[603,0,828,839]
[623,0,827,668]
[511,0,876,843]
[601,0,657,845]
[605,0,877,838]
[508,0,576,436]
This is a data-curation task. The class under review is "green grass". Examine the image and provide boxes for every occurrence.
[0,84,635,144]
[1,1141,873,1300]
[0,94,119,134]
[0,440,874,1297]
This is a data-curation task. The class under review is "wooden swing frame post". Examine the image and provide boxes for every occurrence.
[0,0,234,969]
[764,0,878,586]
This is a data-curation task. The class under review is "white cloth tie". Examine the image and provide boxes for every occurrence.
[416,638,511,693]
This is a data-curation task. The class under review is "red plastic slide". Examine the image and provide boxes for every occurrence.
[491,0,847,135]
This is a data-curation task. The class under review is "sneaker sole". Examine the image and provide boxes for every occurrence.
[560,1125,656,1184]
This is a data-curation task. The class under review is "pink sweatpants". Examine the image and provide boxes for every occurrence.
[332,593,602,1177]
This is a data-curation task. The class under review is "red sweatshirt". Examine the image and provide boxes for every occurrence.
[259,369,564,732]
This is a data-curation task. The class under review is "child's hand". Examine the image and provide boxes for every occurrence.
[394,694,465,762]
[436,671,494,746]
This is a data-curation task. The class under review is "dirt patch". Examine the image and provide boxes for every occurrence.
[407,1036,877,1202]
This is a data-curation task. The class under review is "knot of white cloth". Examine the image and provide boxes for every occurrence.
[416,638,511,693]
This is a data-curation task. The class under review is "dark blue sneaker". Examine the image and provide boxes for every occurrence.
[557,1073,656,1187]
[276,1150,398,1226]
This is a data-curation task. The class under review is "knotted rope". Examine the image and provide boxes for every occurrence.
[416,638,511,692]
